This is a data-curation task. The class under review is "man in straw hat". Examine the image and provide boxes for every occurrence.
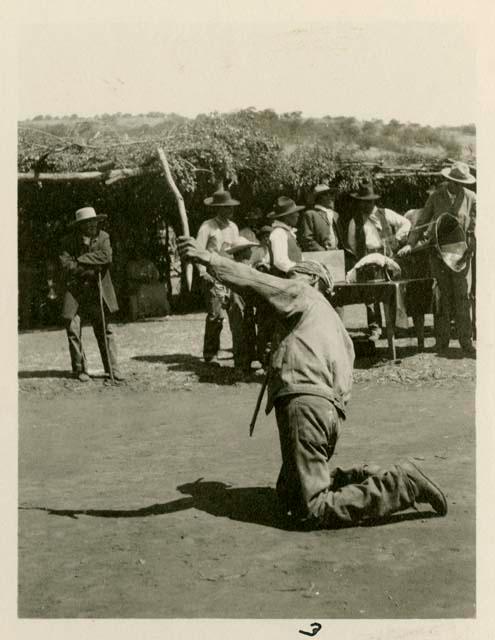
[225,237,261,376]
[267,196,304,276]
[298,184,345,252]
[178,234,447,529]
[59,206,124,382]
[398,162,476,356]
[347,181,410,340]
[196,189,240,365]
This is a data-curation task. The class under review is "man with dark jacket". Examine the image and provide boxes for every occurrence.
[298,184,345,251]
[178,234,447,529]
[59,207,124,382]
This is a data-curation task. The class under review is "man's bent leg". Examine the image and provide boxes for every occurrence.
[274,395,339,520]
[315,464,415,526]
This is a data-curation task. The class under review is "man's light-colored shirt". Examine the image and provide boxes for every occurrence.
[270,220,299,273]
[347,207,410,255]
[206,253,355,417]
[196,216,239,276]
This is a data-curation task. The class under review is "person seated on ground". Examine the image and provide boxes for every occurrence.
[298,184,345,251]
[347,181,411,341]
[398,162,476,357]
[225,238,261,378]
[267,197,304,277]
[178,234,447,530]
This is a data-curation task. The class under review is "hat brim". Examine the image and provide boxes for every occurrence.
[226,242,260,254]
[441,167,476,184]
[266,205,305,219]
[204,197,240,206]
[350,193,381,201]
[69,214,107,227]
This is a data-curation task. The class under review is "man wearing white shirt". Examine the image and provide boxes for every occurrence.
[347,182,410,339]
[196,190,240,365]
[267,196,304,276]
[347,185,411,258]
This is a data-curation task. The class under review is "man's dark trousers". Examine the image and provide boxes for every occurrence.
[430,254,472,349]
[274,394,416,526]
[66,300,119,375]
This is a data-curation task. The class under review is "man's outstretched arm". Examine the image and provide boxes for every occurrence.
[178,236,306,320]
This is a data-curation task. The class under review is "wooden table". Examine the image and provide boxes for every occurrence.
[332,278,435,359]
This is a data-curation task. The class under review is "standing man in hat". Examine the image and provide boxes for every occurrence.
[347,182,410,339]
[298,184,345,251]
[59,207,124,382]
[267,196,304,277]
[177,234,448,528]
[196,189,240,365]
[398,162,476,355]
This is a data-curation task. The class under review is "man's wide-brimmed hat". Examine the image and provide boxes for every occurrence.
[69,206,107,227]
[267,196,305,219]
[441,161,476,185]
[350,182,381,201]
[226,237,260,255]
[204,190,240,207]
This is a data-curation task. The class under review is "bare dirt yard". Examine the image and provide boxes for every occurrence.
[18,310,475,618]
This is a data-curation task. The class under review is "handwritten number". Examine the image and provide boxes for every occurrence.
[299,622,322,637]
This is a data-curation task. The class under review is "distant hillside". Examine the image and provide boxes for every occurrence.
[19,110,475,164]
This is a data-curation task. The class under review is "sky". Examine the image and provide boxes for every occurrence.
[18,20,476,126]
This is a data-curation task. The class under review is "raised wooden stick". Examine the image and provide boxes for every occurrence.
[156,147,193,291]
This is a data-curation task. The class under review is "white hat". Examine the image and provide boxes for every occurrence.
[441,162,476,184]
[69,206,107,227]
[225,237,260,254]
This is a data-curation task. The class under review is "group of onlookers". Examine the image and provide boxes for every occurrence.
[55,161,476,382]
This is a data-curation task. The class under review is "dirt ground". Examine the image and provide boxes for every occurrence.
[18,311,476,618]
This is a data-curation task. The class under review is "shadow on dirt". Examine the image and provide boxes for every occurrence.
[132,354,264,385]
[18,370,109,380]
[18,370,74,379]
[20,479,440,531]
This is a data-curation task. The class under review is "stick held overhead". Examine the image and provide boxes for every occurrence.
[156,147,193,291]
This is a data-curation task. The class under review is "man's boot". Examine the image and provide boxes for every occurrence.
[399,460,448,516]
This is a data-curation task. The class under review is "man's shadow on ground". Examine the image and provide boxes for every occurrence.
[21,478,439,531]
[18,370,108,380]
[132,354,264,384]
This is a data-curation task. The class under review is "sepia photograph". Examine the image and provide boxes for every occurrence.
[9,1,491,634]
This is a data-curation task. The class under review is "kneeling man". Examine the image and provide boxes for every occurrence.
[178,235,447,528]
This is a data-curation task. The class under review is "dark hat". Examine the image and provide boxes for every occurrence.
[350,182,381,201]
[204,190,240,207]
[267,196,305,220]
